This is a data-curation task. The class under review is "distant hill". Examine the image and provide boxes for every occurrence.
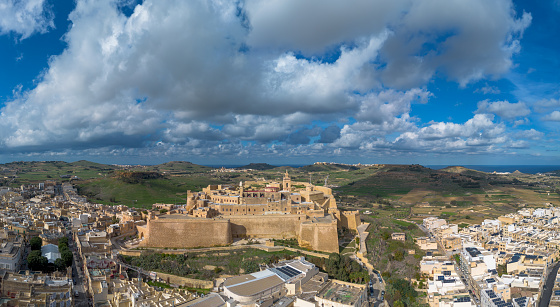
[0,160,119,186]
[238,163,277,170]
[300,163,360,172]
[68,160,111,168]
[439,166,488,176]
[338,164,485,197]
[143,161,214,174]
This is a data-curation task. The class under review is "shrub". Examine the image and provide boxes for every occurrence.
[30,237,42,251]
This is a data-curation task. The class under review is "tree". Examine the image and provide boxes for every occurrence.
[58,237,69,247]
[386,278,418,306]
[30,237,42,250]
[61,250,73,267]
[54,258,67,272]
[28,250,48,271]
[324,253,368,283]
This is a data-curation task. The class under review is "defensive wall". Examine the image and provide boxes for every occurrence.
[136,213,341,253]
[228,214,305,239]
[298,219,339,253]
[139,216,232,248]
[340,210,361,230]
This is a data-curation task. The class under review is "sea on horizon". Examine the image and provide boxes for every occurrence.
[426,165,560,174]
[205,164,560,174]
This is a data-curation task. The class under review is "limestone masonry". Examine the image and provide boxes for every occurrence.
[137,171,360,253]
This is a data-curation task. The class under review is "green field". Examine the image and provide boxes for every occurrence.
[77,176,221,208]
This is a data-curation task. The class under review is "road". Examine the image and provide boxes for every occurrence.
[539,262,560,307]
[354,223,386,306]
[70,234,91,307]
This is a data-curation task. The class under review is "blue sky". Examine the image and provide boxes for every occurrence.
[0,0,559,166]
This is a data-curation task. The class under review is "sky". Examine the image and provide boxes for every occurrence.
[0,0,559,166]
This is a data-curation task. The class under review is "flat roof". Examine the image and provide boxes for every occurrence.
[226,275,284,297]
[178,293,226,307]
[316,281,364,305]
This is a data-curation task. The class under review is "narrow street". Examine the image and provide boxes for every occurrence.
[70,235,91,307]
[539,262,560,307]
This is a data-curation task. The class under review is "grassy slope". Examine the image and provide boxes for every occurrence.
[77,174,222,209]
[140,161,214,174]
[338,164,486,198]
[1,160,117,186]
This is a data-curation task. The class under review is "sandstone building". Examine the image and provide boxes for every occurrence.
[137,172,360,253]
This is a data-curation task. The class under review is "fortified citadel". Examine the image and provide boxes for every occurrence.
[137,172,360,253]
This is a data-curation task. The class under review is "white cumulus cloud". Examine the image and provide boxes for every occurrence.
[476,100,531,119]
[0,0,54,39]
[0,0,539,161]
[542,111,560,122]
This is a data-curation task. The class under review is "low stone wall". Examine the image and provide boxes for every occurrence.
[120,250,143,257]
[155,272,213,289]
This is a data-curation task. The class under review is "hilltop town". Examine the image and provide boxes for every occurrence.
[137,171,360,253]
[0,170,373,307]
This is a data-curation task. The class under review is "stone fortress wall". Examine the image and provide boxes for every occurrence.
[139,217,231,248]
[228,214,305,239]
[298,218,339,253]
[138,171,360,253]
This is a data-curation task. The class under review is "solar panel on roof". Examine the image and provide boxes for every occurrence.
[275,266,301,279]
[287,267,300,275]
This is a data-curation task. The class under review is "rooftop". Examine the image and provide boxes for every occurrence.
[316,281,364,305]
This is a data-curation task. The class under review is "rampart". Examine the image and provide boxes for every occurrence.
[140,216,232,248]
[298,219,338,253]
[340,210,361,231]
[228,214,305,239]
